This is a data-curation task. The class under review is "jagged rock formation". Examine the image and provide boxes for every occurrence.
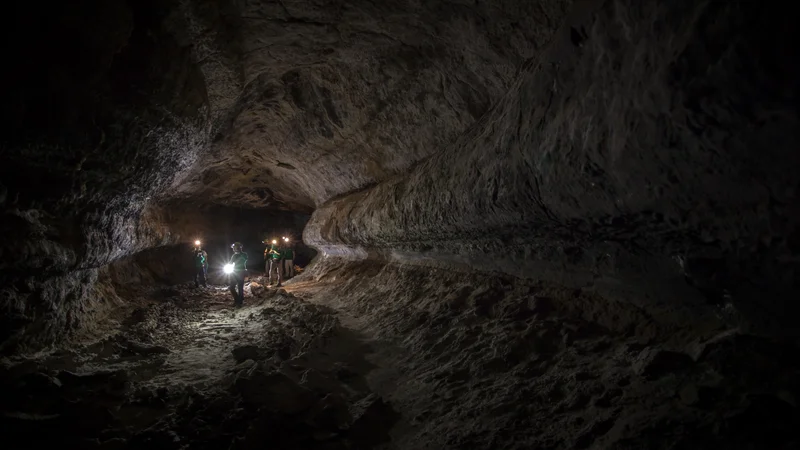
[1,0,799,448]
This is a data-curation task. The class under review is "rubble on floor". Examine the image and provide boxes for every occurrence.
[0,284,398,450]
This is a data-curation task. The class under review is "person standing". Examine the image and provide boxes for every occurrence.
[193,244,208,288]
[265,239,283,287]
[228,242,248,306]
[282,237,295,279]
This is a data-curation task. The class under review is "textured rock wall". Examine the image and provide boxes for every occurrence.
[306,0,800,335]
[0,202,306,354]
[0,0,209,352]
[170,0,573,209]
[1,0,575,352]
[3,0,798,350]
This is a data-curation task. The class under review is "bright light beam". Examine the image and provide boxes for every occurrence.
[223,263,234,274]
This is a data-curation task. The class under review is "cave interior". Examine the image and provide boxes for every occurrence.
[1,0,799,449]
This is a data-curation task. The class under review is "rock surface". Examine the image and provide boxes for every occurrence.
[1,0,799,448]
[296,258,800,449]
[304,0,800,336]
[0,287,399,450]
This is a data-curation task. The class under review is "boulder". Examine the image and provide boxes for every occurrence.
[249,282,265,297]
[235,370,317,414]
[346,395,400,447]
[307,393,353,430]
[300,369,348,396]
[231,359,256,372]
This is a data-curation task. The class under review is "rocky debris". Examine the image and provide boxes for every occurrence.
[305,258,800,449]
[231,359,256,372]
[248,282,265,297]
[306,393,353,430]
[6,256,799,449]
[301,369,351,397]
[0,285,400,449]
[235,366,317,414]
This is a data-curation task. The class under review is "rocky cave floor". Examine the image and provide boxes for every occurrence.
[1,276,398,450]
[2,263,800,450]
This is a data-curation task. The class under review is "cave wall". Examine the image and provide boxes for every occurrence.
[0,201,306,354]
[2,0,798,352]
[305,0,800,335]
[2,0,578,354]
[0,0,211,353]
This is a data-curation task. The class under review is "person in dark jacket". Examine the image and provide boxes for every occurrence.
[264,238,283,287]
[282,237,295,279]
[227,242,248,306]
[193,242,208,288]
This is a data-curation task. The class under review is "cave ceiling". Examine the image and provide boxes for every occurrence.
[167,0,572,211]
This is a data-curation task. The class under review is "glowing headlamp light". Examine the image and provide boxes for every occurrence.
[194,240,201,246]
[223,263,234,274]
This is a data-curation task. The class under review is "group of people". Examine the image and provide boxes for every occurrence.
[263,237,295,288]
[191,237,296,307]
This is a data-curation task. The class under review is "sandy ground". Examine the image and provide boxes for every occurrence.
[2,264,799,449]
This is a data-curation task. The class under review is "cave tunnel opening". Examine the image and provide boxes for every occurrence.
[2,0,800,449]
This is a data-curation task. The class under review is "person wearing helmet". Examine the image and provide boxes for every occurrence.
[192,243,208,288]
[228,242,248,306]
[282,237,295,279]
[264,238,283,287]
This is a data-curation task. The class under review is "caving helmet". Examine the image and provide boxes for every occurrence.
[231,242,243,251]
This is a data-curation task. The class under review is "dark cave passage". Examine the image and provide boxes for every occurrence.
[2,0,800,449]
